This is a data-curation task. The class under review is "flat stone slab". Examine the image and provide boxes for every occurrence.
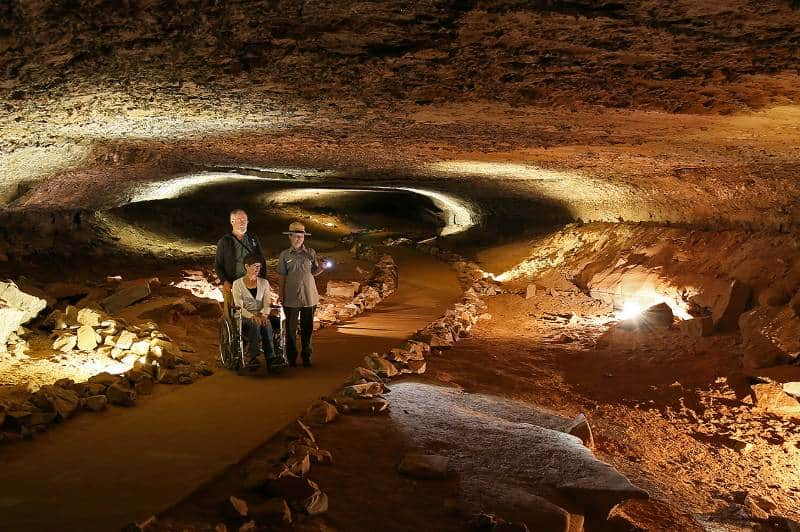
[390,382,648,517]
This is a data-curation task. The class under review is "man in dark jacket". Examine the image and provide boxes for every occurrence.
[215,209,266,302]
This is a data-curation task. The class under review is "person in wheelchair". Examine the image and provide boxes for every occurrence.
[232,253,276,370]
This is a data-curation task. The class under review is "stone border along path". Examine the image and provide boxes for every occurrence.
[138,242,507,531]
[0,254,399,445]
[0,245,463,532]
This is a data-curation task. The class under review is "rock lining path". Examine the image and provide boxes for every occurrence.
[0,249,461,532]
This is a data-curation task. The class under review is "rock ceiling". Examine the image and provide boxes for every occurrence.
[2,0,800,229]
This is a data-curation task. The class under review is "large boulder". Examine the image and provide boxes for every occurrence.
[0,281,47,351]
[739,306,800,368]
[678,316,714,337]
[750,383,800,418]
[712,279,751,332]
[1,305,27,353]
[0,281,47,323]
[640,302,673,327]
[102,279,151,314]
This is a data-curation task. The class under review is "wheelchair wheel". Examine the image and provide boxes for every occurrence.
[219,317,245,370]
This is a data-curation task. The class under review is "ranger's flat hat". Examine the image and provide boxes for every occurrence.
[283,221,311,235]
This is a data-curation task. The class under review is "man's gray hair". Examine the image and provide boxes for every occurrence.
[230,208,247,218]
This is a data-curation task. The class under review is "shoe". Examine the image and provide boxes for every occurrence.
[302,360,312,368]
[288,361,297,368]
[245,358,260,371]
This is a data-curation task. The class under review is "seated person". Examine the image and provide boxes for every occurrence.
[232,254,275,368]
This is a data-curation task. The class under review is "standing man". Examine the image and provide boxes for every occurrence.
[215,209,267,307]
[277,221,323,367]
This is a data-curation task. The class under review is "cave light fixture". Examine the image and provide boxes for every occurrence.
[612,288,692,322]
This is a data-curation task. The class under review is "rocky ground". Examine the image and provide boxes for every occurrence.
[132,224,800,531]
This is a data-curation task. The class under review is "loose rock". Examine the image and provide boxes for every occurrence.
[398,454,450,479]
[106,381,137,407]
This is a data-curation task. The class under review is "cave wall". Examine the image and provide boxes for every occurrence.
[2,1,800,231]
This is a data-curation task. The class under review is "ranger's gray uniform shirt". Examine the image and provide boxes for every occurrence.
[277,245,320,307]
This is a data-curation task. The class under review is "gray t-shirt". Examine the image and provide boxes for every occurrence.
[277,245,320,307]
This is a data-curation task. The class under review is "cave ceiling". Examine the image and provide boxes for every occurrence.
[1,0,800,230]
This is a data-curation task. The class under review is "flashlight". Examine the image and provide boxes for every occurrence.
[322,258,334,270]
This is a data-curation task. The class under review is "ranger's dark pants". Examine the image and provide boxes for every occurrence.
[283,306,315,364]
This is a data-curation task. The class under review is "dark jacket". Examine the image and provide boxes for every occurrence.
[215,232,266,284]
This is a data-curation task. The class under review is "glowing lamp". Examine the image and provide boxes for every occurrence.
[616,301,643,321]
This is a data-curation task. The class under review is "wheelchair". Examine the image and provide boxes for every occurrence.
[219,300,287,373]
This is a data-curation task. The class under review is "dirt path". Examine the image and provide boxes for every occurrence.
[0,249,462,532]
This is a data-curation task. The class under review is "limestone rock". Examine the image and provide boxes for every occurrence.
[102,279,151,314]
[30,385,80,419]
[53,333,77,352]
[343,382,384,398]
[742,494,771,521]
[115,330,137,350]
[526,283,538,299]
[338,396,389,415]
[72,382,108,397]
[106,381,137,406]
[302,490,328,516]
[750,383,800,417]
[783,382,800,399]
[284,453,311,477]
[76,325,98,351]
[713,279,751,331]
[130,339,151,356]
[398,454,450,479]
[790,290,800,317]
[225,495,249,519]
[564,413,594,448]
[287,419,316,443]
[82,395,108,412]
[305,400,338,425]
[76,307,103,326]
[678,316,714,337]
[88,372,119,386]
[0,305,26,353]
[249,498,292,527]
[326,280,360,298]
[45,309,68,330]
[363,353,399,377]
[758,286,789,307]
[740,306,800,368]
[0,281,47,323]
[134,376,154,396]
[406,359,427,374]
[344,366,383,386]
[65,305,79,326]
[401,339,430,359]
